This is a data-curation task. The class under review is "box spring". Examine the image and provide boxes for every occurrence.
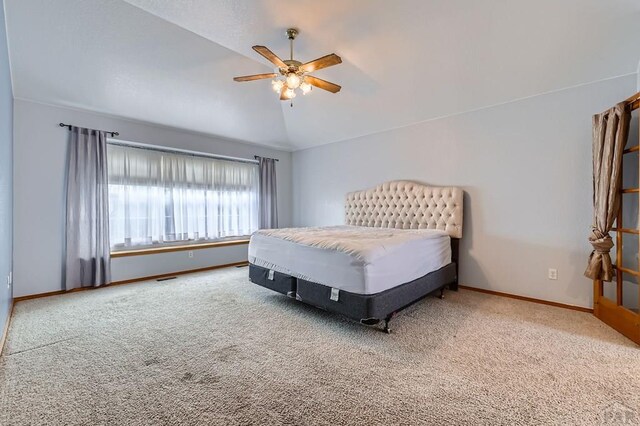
[249,262,457,324]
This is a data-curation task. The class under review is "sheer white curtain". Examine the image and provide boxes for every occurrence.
[107,144,259,248]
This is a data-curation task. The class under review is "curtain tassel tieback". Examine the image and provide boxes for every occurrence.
[588,230,614,253]
[585,229,614,281]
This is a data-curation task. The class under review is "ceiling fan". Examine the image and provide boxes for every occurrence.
[233,28,342,104]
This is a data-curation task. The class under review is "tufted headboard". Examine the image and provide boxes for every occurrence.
[345,181,463,239]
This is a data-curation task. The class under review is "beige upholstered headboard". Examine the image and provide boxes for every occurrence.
[345,181,463,238]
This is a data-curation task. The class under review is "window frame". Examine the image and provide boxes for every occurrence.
[106,139,259,254]
[110,238,250,257]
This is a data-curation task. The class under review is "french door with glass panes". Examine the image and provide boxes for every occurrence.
[597,93,640,345]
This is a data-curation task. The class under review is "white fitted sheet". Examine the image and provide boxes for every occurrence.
[248,226,451,295]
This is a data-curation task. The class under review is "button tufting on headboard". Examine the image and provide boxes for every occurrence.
[345,181,463,238]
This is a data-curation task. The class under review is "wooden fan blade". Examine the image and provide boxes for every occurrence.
[280,86,289,101]
[233,73,278,82]
[304,75,341,93]
[252,46,287,69]
[299,54,342,73]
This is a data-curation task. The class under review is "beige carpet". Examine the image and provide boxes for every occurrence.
[1,267,638,425]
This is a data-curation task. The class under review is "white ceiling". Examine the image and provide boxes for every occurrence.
[5,0,640,151]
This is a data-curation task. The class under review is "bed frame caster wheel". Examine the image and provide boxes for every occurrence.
[438,288,445,299]
[383,317,392,334]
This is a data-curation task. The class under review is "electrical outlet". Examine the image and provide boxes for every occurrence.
[548,268,558,280]
[188,251,194,258]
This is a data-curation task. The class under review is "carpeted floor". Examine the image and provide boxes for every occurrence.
[0,267,638,425]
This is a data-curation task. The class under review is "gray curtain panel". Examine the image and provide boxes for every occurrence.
[585,102,631,281]
[257,156,278,229]
[65,126,111,290]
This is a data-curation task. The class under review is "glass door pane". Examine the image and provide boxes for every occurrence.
[622,273,639,313]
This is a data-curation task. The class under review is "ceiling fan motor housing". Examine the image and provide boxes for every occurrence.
[281,60,303,76]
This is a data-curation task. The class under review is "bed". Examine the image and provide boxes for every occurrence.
[248,181,463,333]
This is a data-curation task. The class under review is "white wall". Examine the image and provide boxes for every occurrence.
[13,99,292,297]
[111,244,249,283]
[0,0,13,330]
[292,75,637,309]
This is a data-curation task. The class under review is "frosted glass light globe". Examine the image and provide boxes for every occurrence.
[286,73,301,89]
[285,88,297,99]
[300,82,312,95]
[272,79,284,93]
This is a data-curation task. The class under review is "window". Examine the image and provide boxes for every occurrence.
[107,143,259,249]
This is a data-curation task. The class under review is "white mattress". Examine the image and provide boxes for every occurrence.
[248,226,451,295]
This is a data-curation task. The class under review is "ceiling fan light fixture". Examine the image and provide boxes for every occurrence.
[285,88,296,99]
[300,81,312,95]
[286,73,301,89]
[271,79,284,93]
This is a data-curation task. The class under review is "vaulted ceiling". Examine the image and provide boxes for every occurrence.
[4,0,640,150]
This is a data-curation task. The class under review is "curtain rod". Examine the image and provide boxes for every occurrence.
[108,138,259,165]
[59,122,120,137]
[254,155,279,162]
[59,123,278,163]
